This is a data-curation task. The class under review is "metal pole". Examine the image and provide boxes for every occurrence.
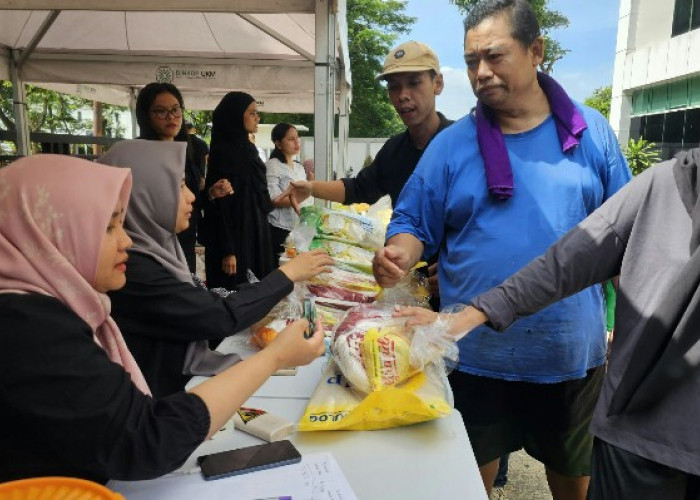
[10,50,31,156]
[338,85,349,178]
[313,0,333,183]
[130,87,139,138]
[93,101,103,155]
[17,10,60,69]
[9,11,60,156]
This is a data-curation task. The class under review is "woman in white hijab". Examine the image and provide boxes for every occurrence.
[99,139,333,397]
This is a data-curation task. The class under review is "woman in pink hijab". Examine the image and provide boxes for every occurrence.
[0,155,324,484]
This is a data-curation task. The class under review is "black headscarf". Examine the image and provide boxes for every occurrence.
[207,92,269,207]
[210,91,253,148]
[609,148,700,416]
[203,92,275,285]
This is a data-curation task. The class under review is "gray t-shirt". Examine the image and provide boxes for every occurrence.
[473,159,699,474]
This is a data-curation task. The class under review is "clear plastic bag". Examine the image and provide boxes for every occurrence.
[315,303,348,334]
[298,205,386,250]
[285,224,316,255]
[330,304,458,394]
[308,238,375,273]
[410,304,463,372]
[249,284,307,349]
[308,265,379,294]
[308,284,375,304]
[374,270,430,308]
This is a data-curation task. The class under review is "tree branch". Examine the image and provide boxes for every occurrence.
[0,107,16,131]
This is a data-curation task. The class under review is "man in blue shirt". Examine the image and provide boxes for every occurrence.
[373,1,630,498]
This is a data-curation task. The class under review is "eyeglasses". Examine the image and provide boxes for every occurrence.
[150,106,183,120]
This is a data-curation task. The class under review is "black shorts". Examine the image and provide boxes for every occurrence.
[588,438,700,500]
[450,365,605,477]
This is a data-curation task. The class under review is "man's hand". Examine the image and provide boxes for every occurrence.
[286,180,313,215]
[271,190,294,209]
[222,254,237,275]
[373,245,411,288]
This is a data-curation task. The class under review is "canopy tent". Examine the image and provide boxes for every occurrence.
[0,0,351,179]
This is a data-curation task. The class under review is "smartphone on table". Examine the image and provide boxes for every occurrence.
[198,439,302,481]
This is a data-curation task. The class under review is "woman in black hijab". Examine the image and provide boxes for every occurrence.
[204,92,282,288]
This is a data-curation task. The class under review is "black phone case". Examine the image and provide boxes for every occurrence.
[198,440,302,481]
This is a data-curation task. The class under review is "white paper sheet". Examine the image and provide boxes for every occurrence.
[109,452,357,500]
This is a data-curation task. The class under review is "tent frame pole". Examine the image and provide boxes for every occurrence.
[10,50,31,156]
[129,87,139,138]
[17,10,60,68]
[313,0,335,184]
[11,10,60,156]
[337,83,349,177]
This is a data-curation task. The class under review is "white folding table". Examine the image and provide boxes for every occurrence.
[112,334,488,499]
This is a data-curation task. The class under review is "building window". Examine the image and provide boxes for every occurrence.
[686,108,700,145]
[631,77,700,116]
[664,111,685,145]
[630,109,700,161]
[644,114,664,143]
[673,0,700,37]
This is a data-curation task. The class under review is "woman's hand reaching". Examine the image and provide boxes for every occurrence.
[279,249,334,282]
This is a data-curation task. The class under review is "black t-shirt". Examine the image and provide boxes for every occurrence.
[0,293,209,483]
[342,112,454,207]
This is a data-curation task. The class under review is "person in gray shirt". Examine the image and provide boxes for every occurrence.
[394,147,700,499]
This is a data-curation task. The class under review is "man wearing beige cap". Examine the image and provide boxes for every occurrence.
[285,40,452,209]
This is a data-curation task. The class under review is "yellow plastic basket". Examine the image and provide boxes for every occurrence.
[0,476,125,500]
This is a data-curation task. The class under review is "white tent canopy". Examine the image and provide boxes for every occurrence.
[0,0,351,179]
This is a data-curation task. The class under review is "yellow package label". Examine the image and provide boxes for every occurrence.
[298,361,452,431]
[362,328,414,392]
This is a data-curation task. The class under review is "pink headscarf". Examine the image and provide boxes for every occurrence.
[0,154,151,395]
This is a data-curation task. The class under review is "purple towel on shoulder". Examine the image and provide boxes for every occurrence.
[476,72,588,200]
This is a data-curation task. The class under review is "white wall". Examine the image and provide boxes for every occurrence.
[610,0,634,144]
[300,137,387,179]
[633,0,673,49]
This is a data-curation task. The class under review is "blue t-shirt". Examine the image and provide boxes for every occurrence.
[388,106,631,382]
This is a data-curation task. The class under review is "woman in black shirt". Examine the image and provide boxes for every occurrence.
[99,139,333,397]
[0,154,325,483]
[134,82,232,273]
[204,92,283,287]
